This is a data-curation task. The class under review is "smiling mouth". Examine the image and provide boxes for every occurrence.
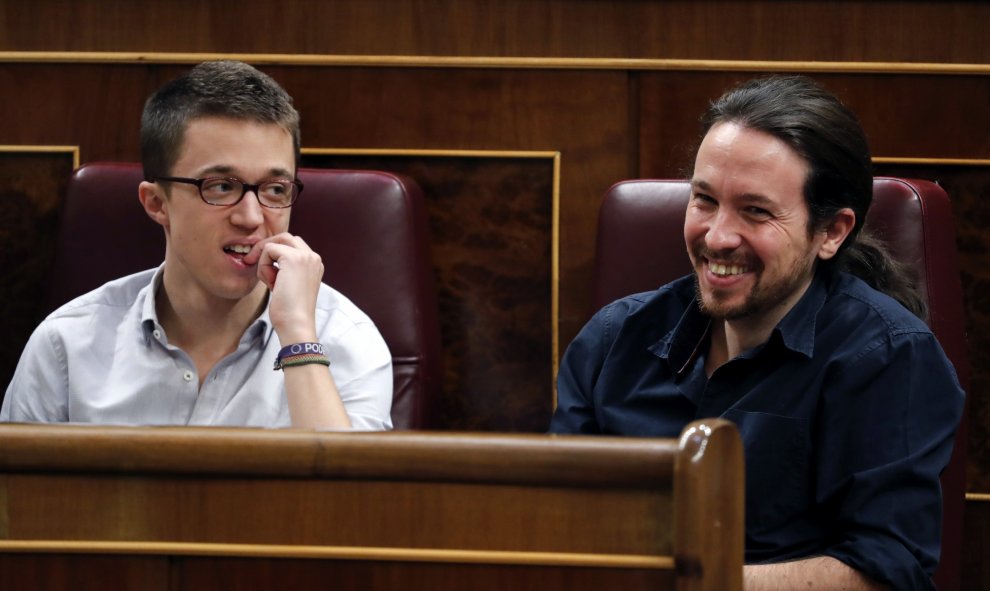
[708,262,749,277]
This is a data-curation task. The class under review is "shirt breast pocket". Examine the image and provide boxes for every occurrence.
[722,408,811,536]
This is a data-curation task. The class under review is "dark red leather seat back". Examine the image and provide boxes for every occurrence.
[46,162,442,430]
[592,177,968,590]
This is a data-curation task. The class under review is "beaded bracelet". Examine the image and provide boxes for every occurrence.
[273,342,331,371]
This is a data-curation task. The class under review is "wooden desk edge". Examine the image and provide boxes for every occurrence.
[0,424,680,488]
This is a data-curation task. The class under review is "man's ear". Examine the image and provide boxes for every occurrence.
[138,181,170,231]
[817,207,856,261]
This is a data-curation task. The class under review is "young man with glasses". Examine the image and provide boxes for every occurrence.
[2,61,393,430]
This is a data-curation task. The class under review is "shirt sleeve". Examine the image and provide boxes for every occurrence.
[1,320,70,423]
[549,304,612,434]
[816,330,964,590]
[324,320,394,431]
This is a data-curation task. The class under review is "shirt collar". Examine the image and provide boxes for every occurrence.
[653,272,830,372]
[139,265,275,346]
[255,298,275,346]
[773,272,828,358]
[139,265,165,342]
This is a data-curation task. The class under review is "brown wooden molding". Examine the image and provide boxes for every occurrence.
[0,540,674,569]
[0,145,79,168]
[1,52,988,75]
[874,157,990,166]
[302,147,563,406]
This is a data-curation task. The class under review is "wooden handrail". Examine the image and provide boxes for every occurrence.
[0,424,677,487]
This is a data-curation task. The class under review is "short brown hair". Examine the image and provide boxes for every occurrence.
[140,60,300,179]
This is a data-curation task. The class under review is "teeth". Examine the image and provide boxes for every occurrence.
[711,263,747,276]
[225,244,251,255]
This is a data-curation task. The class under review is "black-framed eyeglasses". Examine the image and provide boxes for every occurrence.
[153,176,304,208]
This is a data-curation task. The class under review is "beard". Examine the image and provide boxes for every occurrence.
[692,247,817,321]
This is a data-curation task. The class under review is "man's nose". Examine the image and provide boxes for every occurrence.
[230,189,266,227]
[705,211,743,251]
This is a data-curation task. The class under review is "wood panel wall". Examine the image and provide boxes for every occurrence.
[1,0,988,585]
[2,0,988,62]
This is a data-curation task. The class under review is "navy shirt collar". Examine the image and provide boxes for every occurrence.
[653,272,830,373]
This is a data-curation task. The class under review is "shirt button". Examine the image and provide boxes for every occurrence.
[183,371,194,382]
[153,329,161,339]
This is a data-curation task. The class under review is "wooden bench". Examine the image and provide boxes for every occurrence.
[0,419,743,590]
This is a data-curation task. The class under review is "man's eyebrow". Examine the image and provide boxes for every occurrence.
[689,180,775,206]
[195,165,294,179]
[690,179,712,192]
[738,192,775,207]
[197,165,234,176]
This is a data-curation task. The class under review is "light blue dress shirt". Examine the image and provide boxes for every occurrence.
[2,266,393,430]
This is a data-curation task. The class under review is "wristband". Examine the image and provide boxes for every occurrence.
[274,342,330,370]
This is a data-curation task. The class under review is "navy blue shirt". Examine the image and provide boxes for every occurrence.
[551,272,963,590]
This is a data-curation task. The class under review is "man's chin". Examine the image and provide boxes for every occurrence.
[213,278,264,301]
[698,291,755,320]
[694,272,751,317]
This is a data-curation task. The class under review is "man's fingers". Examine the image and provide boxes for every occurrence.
[243,233,307,266]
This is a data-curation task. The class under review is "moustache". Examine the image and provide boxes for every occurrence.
[691,246,754,268]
